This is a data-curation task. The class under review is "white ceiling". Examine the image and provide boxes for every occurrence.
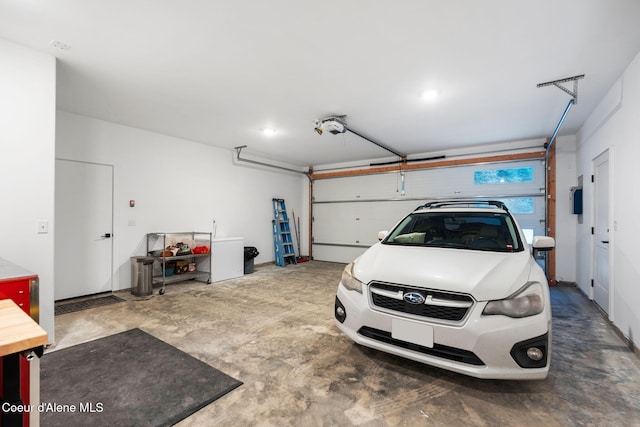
[2,1,640,167]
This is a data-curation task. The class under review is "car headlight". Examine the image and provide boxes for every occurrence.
[341,262,363,294]
[483,282,544,318]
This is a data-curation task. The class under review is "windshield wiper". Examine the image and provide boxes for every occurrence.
[423,242,470,249]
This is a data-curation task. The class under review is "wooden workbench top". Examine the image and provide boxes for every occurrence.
[0,299,47,356]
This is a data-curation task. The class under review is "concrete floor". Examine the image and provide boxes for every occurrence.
[52,261,640,426]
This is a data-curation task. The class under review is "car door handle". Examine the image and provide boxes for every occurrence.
[101,233,112,238]
[601,240,609,244]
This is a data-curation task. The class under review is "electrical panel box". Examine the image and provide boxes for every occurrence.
[571,187,583,215]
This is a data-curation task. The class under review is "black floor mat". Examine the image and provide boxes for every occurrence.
[40,328,242,427]
[55,295,125,315]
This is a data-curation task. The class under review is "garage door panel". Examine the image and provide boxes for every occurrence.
[355,201,419,241]
[314,160,545,201]
[314,173,402,202]
[312,204,361,245]
[312,245,366,264]
[403,167,472,198]
[313,201,418,247]
[312,159,546,263]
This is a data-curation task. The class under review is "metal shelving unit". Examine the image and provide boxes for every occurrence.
[146,232,212,294]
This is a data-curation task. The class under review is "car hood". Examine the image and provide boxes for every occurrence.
[353,243,533,301]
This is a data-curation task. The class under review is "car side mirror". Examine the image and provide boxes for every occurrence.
[378,231,388,241]
[532,236,555,251]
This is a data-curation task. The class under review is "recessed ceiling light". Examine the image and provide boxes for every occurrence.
[420,89,439,101]
[261,128,277,137]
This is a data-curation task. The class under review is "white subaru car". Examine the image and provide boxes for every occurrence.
[334,200,555,380]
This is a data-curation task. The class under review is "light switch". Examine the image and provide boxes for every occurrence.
[37,220,49,234]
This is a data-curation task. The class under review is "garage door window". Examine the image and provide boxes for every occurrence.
[500,197,534,214]
[474,167,534,185]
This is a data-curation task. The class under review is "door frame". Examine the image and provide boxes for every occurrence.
[55,158,115,298]
[591,148,614,317]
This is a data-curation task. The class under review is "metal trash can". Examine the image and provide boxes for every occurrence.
[131,256,154,296]
[243,247,259,274]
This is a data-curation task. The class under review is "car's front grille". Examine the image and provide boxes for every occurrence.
[369,282,473,322]
[358,326,485,366]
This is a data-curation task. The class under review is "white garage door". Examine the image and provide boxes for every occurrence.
[312,159,545,263]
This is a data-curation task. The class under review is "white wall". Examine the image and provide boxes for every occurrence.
[56,111,308,292]
[576,49,640,344]
[0,39,56,339]
[554,135,578,283]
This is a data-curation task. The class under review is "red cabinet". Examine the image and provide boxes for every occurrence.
[0,281,30,313]
[0,258,39,427]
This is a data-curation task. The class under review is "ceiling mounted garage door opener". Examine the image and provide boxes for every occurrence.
[313,115,406,160]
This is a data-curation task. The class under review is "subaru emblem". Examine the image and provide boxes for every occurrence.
[403,291,425,305]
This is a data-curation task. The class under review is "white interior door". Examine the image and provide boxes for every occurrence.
[593,151,610,314]
[55,159,113,300]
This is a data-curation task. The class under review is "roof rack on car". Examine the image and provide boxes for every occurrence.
[415,200,509,211]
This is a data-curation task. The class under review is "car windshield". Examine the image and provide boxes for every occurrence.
[383,211,523,252]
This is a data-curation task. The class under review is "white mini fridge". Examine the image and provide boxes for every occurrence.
[211,237,244,282]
